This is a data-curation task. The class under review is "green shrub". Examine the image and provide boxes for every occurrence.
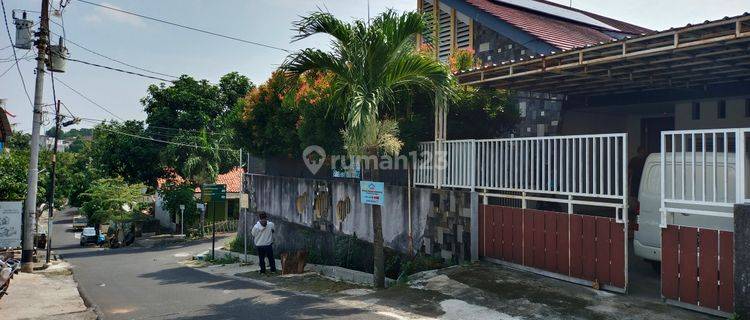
[226,236,256,255]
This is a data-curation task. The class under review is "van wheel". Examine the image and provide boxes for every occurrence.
[649,260,661,272]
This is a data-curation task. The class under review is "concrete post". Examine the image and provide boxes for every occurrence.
[470,191,478,262]
[735,204,750,317]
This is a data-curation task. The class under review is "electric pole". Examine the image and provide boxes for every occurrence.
[45,99,61,264]
[21,0,50,273]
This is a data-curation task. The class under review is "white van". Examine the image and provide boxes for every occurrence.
[633,153,747,264]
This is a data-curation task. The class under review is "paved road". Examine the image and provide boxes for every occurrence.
[51,211,389,320]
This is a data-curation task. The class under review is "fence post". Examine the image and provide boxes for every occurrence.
[736,129,746,204]
[470,140,476,191]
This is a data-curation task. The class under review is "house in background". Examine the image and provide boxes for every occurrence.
[418,0,652,137]
[0,100,12,152]
[154,167,244,232]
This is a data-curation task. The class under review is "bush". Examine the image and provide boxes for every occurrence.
[226,236,256,255]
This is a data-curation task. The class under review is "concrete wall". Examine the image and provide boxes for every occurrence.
[675,97,750,130]
[247,174,476,262]
[154,193,175,232]
[736,204,750,318]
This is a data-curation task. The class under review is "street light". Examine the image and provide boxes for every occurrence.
[179,204,185,236]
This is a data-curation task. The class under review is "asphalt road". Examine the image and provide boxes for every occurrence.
[51,211,389,320]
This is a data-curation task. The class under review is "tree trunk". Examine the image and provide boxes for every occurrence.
[370,156,385,288]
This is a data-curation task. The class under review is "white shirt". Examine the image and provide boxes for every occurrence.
[251,221,274,246]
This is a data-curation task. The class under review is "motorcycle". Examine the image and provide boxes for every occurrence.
[0,257,20,301]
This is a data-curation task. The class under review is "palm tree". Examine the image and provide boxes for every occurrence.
[283,10,452,288]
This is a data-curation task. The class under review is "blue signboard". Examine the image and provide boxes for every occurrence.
[360,181,385,206]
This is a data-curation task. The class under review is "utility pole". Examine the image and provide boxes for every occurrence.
[21,0,50,273]
[45,99,61,264]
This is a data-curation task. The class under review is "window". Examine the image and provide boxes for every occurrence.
[692,102,701,120]
[746,99,750,117]
[717,100,726,119]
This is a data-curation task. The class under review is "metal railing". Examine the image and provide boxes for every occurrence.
[414,134,629,218]
[415,134,627,193]
[475,134,627,199]
[660,128,749,220]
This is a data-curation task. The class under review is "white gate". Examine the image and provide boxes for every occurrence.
[414,133,630,291]
[659,128,749,316]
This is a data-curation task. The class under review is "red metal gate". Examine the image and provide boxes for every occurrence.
[479,205,627,291]
[661,226,734,314]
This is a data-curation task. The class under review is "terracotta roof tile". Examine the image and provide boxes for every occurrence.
[158,167,244,193]
[466,0,651,50]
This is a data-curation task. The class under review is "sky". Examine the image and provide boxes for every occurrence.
[1,0,749,133]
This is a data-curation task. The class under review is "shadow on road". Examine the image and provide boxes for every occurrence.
[142,267,373,320]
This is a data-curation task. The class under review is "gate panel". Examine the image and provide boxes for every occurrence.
[679,227,699,305]
[661,226,734,314]
[544,212,558,273]
[512,210,523,264]
[556,214,569,276]
[595,218,611,284]
[719,231,733,312]
[581,216,596,281]
[478,205,626,290]
[569,215,583,278]
[698,229,719,310]
[502,208,513,261]
[523,212,534,266]
[610,221,625,288]
[478,204,487,257]
[661,225,679,300]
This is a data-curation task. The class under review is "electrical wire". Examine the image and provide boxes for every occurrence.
[49,30,178,79]
[65,57,174,82]
[76,0,290,53]
[0,48,32,78]
[77,118,238,152]
[1,0,34,108]
[53,76,126,121]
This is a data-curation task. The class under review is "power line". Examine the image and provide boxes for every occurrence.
[65,57,175,82]
[1,0,34,107]
[49,29,179,79]
[0,48,32,78]
[79,118,238,152]
[53,76,126,121]
[76,0,290,53]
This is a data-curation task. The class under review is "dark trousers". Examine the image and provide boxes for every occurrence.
[256,245,276,273]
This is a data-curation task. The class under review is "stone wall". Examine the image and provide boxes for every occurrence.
[243,174,477,263]
[735,204,750,318]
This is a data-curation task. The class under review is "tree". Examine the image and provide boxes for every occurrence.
[159,183,199,228]
[283,10,452,288]
[142,73,252,177]
[79,178,147,226]
[160,130,223,186]
[89,121,163,186]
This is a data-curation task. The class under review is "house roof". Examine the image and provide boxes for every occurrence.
[456,13,750,97]
[464,0,652,50]
[212,167,244,193]
[159,167,245,194]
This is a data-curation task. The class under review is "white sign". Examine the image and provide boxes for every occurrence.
[0,201,23,248]
[360,181,385,206]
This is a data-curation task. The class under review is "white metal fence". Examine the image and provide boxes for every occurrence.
[414,134,629,215]
[660,128,749,220]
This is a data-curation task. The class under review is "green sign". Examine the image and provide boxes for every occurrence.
[201,184,226,202]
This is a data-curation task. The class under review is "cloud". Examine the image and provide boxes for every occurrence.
[83,2,145,28]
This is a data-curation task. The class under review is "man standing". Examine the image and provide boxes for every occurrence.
[251,212,277,274]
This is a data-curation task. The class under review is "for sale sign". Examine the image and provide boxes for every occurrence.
[0,201,22,248]
[360,181,385,206]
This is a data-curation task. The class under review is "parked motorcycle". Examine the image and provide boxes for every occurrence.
[0,257,20,301]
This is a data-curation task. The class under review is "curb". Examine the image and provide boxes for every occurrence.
[59,253,103,320]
